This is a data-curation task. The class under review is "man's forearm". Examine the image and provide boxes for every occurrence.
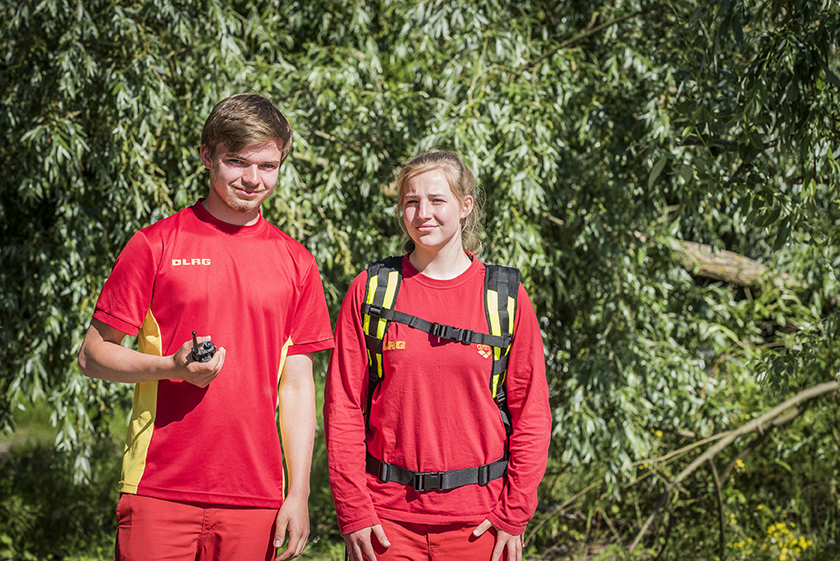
[278,353,316,497]
[78,318,224,387]
[78,319,174,383]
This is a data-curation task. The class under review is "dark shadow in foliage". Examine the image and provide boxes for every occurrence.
[0,438,120,560]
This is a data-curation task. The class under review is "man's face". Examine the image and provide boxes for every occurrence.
[200,141,284,225]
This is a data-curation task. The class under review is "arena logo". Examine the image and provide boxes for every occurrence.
[171,258,212,266]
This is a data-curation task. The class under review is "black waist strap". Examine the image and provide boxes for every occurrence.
[365,453,507,492]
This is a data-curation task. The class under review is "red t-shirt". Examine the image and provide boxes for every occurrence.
[93,201,334,507]
[324,255,550,535]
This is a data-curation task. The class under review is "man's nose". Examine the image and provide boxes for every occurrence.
[242,165,259,186]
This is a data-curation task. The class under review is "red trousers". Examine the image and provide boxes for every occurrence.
[115,494,278,561]
[364,518,506,561]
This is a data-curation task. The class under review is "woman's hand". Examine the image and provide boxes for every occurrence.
[343,524,390,561]
[473,519,523,561]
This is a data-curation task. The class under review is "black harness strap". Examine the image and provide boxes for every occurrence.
[360,303,512,348]
[359,257,521,492]
[365,453,508,492]
[361,256,403,426]
[484,265,520,435]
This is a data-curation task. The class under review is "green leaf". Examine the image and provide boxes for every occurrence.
[649,157,668,189]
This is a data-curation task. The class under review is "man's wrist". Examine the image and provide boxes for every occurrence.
[282,487,311,501]
[160,353,179,381]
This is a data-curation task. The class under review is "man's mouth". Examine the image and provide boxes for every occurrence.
[234,185,261,197]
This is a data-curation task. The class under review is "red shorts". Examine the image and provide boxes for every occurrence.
[364,518,507,561]
[115,494,278,561]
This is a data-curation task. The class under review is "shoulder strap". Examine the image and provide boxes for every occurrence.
[361,256,403,425]
[484,264,520,435]
[360,258,520,435]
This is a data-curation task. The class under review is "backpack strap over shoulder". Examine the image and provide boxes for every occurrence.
[483,264,520,435]
[360,258,520,431]
[360,256,403,425]
[359,257,521,491]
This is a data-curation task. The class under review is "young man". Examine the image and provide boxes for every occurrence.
[79,93,334,561]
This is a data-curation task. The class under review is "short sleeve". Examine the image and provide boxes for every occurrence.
[92,231,158,337]
[286,255,334,355]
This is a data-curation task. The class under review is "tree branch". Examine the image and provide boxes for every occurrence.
[667,238,806,288]
[516,9,651,77]
[708,459,725,561]
[628,380,838,553]
[668,238,770,285]
[634,231,803,288]
[720,403,810,481]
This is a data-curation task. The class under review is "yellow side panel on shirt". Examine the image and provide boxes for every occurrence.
[119,308,161,494]
[275,335,294,499]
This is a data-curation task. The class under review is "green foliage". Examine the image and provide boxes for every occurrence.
[2,0,840,558]
[0,437,120,560]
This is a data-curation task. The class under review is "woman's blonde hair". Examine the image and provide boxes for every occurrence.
[395,151,484,254]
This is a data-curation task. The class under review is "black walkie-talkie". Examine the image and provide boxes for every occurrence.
[191,331,217,363]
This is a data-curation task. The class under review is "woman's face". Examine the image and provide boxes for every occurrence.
[402,169,473,255]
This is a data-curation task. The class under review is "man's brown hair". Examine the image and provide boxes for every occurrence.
[201,93,293,163]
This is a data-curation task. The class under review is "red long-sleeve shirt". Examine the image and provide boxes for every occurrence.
[324,255,551,535]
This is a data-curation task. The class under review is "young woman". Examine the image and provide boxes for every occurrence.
[324,151,551,561]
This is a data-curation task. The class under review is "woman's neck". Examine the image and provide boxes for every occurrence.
[408,243,473,280]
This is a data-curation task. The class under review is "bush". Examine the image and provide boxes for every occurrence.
[0,437,120,560]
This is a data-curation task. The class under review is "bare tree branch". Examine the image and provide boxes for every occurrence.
[721,403,810,481]
[668,238,774,286]
[628,380,838,553]
[708,459,725,561]
[516,9,651,77]
[634,231,804,287]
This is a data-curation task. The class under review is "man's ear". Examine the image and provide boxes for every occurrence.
[199,144,213,170]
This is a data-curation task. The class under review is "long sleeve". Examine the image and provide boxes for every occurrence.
[325,259,551,535]
[324,274,380,534]
[487,285,552,534]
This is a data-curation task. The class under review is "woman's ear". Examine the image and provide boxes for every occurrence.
[461,195,474,219]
